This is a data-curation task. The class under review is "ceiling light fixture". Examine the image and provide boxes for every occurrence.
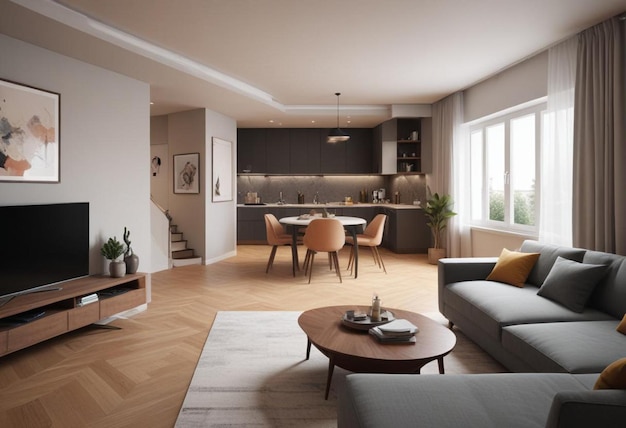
[327,92,350,143]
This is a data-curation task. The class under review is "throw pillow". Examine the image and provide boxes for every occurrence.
[486,248,540,287]
[617,314,626,335]
[537,256,607,313]
[594,358,626,389]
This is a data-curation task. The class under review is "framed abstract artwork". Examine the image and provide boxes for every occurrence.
[173,153,200,194]
[212,137,232,202]
[0,78,60,183]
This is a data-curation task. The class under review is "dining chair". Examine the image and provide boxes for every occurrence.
[264,213,293,273]
[346,213,387,274]
[303,218,346,283]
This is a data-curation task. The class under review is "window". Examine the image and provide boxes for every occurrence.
[469,102,545,233]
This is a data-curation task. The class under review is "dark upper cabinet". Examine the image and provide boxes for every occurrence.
[237,127,374,174]
[237,129,266,173]
[320,128,347,173]
[266,129,290,174]
[290,129,321,173]
[345,128,373,173]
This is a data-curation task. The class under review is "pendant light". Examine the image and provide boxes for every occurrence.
[327,92,350,143]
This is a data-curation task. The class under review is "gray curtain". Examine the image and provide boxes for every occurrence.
[573,16,625,254]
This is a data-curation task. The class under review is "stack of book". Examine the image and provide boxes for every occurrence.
[369,319,419,343]
[78,293,99,307]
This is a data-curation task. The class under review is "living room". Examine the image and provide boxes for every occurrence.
[1,1,625,426]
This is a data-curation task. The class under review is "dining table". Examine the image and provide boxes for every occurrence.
[279,215,367,279]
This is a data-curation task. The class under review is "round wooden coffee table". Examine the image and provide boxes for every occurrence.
[298,305,456,399]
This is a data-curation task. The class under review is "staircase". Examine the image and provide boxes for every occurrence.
[170,225,202,267]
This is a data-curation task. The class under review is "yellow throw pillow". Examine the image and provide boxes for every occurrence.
[594,358,626,389]
[617,314,626,335]
[486,248,540,288]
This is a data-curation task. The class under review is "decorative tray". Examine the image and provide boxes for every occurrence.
[341,310,394,331]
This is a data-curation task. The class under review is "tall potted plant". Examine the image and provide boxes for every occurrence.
[101,236,127,277]
[423,189,457,264]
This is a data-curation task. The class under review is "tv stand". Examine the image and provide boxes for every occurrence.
[0,273,147,357]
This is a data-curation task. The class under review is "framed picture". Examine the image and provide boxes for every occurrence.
[173,153,200,194]
[212,137,232,202]
[0,78,60,183]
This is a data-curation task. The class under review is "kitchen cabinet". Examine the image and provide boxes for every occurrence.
[378,207,430,253]
[266,129,290,174]
[290,129,321,173]
[237,127,374,174]
[345,129,374,174]
[237,129,266,173]
[237,205,427,253]
[373,118,431,175]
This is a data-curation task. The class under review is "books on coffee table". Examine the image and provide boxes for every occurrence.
[369,319,419,343]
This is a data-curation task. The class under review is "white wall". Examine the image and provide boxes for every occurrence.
[204,109,237,263]
[0,34,152,277]
[464,51,548,123]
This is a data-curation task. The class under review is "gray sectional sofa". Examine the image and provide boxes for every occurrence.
[338,240,626,427]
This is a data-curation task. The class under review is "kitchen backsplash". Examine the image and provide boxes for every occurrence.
[237,174,428,205]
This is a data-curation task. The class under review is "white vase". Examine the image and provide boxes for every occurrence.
[109,260,126,278]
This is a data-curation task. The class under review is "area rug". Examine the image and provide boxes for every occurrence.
[175,311,505,427]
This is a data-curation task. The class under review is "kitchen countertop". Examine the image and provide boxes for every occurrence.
[238,203,422,210]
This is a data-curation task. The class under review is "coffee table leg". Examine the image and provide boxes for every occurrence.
[438,357,445,374]
[306,338,311,360]
[325,357,335,400]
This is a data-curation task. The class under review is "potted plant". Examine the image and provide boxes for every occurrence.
[423,189,457,264]
[101,236,127,277]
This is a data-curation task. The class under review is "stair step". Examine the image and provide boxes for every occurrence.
[170,225,179,233]
[171,232,183,241]
[172,249,194,259]
[171,240,187,252]
[172,257,202,267]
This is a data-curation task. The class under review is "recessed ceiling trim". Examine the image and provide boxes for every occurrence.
[11,0,285,111]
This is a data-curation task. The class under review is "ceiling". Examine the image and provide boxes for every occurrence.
[1,0,625,128]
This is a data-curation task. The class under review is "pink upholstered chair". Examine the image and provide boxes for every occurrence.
[346,214,387,274]
[302,218,346,283]
[264,214,293,273]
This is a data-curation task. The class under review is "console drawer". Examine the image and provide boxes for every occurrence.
[100,288,146,318]
[8,311,68,352]
[68,303,100,330]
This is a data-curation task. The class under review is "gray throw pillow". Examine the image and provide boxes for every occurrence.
[537,256,607,313]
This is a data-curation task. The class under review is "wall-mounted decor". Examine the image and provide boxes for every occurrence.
[173,153,200,194]
[0,78,60,183]
[212,137,232,202]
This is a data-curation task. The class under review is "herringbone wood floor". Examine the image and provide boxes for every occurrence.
[0,245,496,427]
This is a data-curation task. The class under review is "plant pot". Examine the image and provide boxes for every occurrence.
[124,252,140,274]
[109,260,126,278]
[428,248,447,265]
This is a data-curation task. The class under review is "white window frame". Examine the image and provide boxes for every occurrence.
[468,100,546,234]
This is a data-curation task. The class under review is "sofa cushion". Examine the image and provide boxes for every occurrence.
[584,250,626,319]
[537,257,608,313]
[486,248,540,287]
[502,321,626,373]
[444,281,613,342]
[520,240,586,287]
[594,358,626,389]
[338,373,590,428]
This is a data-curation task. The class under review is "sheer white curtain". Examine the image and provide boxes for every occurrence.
[431,92,470,257]
[539,37,577,246]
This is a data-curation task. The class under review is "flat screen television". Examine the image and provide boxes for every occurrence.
[0,202,89,302]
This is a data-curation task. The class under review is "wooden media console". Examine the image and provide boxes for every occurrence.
[0,273,147,357]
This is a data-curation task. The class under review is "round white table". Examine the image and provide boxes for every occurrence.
[279,216,367,278]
